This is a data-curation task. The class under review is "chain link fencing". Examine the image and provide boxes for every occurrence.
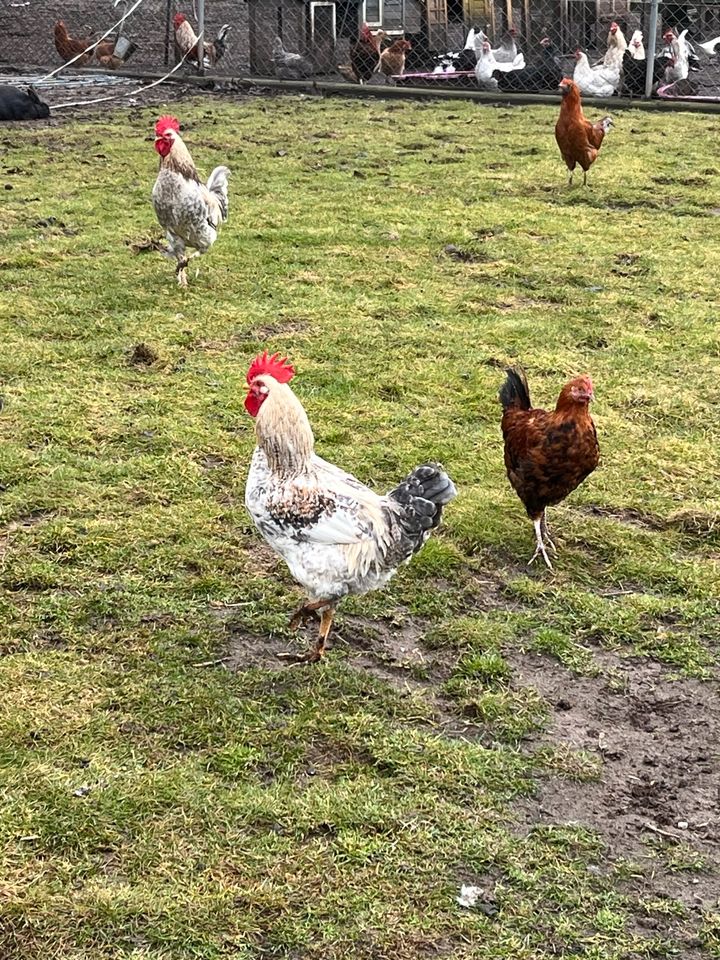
[1,0,720,101]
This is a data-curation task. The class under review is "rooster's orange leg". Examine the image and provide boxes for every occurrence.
[278,600,335,663]
[279,603,335,665]
[288,598,328,631]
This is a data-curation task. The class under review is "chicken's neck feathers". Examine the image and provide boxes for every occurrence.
[256,386,315,477]
[162,137,200,182]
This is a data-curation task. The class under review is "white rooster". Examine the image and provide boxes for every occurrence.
[573,49,620,97]
[474,39,525,89]
[627,29,645,59]
[602,21,627,71]
[244,352,457,663]
[152,115,230,287]
[663,28,691,82]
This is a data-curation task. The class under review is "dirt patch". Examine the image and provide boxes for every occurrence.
[192,320,309,354]
[580,504,668,531]
[128,342,158,366]
[222,626,296,672]
[512,649,720,913]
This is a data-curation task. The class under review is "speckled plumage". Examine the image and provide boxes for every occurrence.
[244,376,457,605]
[151,121,229,285]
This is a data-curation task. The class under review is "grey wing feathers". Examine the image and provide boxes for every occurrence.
[386,462,457,557]
[206,165,230,222]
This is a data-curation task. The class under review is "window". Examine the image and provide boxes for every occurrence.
[363,0,383,26]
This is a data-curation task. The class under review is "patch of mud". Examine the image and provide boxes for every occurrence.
[512,649,720,913]
[580,504,667,530]
[192,320,309,354]
[223,628,296,673]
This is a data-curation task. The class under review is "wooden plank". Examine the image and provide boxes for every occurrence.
[426,0,448,50]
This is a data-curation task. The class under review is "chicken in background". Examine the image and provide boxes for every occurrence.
[622,29,665,96]
[500,366,599,569]
[54,20,94,67]
[492,27,522,63]
[151,115,230,287]
[378,38,412,78]
[346,23,383,83]
[627,28,645,60]
[602,21,627,71]
[697,33,720,56]
[475,39,525,89]
[271,37,314,80]
[244,352,457,663]
[497,36,561,92]
[573,48,620,97]
[173,13,231,70]
[555,78,612,185]
[662,28,690,82]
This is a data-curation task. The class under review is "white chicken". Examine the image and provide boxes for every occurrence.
[492,27,521,63]
[602,21,627,71]
[474,39,525,89]
[627,29,645,59]
[697,34,720,56]
[151,115,230,287]
[573,49,620,97]
[663,28,690,82]
[244,352,457,663]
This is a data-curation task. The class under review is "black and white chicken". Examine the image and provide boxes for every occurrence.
[244,352,457,662]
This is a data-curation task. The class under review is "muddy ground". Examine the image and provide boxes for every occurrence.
[225,600,720,952]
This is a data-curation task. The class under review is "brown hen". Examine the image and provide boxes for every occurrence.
[500,366,599,569]
[555,78,613,186]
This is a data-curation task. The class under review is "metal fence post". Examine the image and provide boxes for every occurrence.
[645,0,659,99]
[197,0,205,75]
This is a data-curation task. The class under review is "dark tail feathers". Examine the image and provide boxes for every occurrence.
[388,463,457,554]
[499,366,531,412]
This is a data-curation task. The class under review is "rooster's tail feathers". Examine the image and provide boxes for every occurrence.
[206,165,230,221]
[388,463,457,554]
[499,366,531,411]
[215,23,231,43]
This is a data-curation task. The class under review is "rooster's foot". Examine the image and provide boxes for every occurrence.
[277,647,324,665]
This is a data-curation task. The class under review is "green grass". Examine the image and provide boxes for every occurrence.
[0,93,718,959]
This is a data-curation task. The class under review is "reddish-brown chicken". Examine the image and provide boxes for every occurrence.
[555,78,613,186]
[379,38,412,77]
[500,366,599,569]
[54,21,94,67]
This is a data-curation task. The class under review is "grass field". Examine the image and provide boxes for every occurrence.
[0,92,719,959]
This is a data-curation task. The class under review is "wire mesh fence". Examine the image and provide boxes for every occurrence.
[1,0,720,101]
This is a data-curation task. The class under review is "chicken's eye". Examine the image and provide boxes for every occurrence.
[259,386,269,395]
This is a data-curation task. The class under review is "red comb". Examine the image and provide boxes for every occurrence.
[155,115,180,137]
[247,351,295,385]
